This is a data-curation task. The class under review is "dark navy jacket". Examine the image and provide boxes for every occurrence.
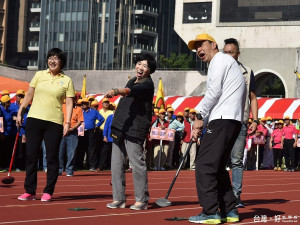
[112,76,154,141]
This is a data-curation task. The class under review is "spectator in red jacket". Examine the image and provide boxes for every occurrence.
[282,116,297,172]
[181,116,198,170]
[151,108,169,170]
[269,120,284,171]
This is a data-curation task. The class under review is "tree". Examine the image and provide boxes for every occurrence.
[159,53,195,70]
[261,76,285,97]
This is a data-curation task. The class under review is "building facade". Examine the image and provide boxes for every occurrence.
[0,0,8,64]
[175,0,300,98]
[37,0,159,70]
[4,0,40,69]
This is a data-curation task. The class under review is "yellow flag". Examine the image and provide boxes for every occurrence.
[81,74,86,98]
[155,78,165,109]
[294,70,300,79]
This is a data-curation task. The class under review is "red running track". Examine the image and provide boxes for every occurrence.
[0,170,299,225]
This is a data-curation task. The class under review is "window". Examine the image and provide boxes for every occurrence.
[220,0,300,22]
[72,1,77,11]
[65,32,69,41]
[77,21,82,30]
[82,31,87,41]
[59,33,64,42]
[70,32,74,41]
[83,1,88,11]
[183,2,212,23]
[76,32,81,41]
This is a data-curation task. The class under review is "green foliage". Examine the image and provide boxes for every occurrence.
[261,76,285,97]
[159,53,195,70]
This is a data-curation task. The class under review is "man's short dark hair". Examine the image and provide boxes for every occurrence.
[47,48,67,69]
[135,54,157,74]
[224,38,240,52]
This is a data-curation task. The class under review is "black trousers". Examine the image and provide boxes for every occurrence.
[24,118,63,195]
[273,148,283,168]
[296,147,300,168]
[14,137,27,170]
[83,129,97,169]
[96,129,104,167]
[0,134,15,168]
[195,119,241,215]
[98,141,112,170]
[283,139,295,170]
[258,145,265,169]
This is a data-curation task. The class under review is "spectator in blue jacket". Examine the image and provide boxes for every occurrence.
[10,89,25,113]
[96,104,115,172]
[0,95,17,169]
[15,101,29,171]
[81,97,104,171]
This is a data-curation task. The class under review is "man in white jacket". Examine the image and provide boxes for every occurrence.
[188,33,246,224]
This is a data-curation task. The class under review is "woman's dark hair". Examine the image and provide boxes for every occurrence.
[135,54,157,74]
[47,48,67,69]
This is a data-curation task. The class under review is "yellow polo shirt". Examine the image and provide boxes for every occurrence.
[27,69,75,125]
[99,109,113,130]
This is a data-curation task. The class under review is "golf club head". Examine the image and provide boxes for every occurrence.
[156,198,172,207]
[1,176,15,184]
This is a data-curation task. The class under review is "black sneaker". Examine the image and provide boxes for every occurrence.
[235,197,245,208]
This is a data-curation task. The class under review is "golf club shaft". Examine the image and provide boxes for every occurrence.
[7,131,20,174]
[7,108,25,175]
[164,139,194,199]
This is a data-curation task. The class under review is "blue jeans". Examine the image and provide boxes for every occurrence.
[59,130,78,175]
[230,123,247,199]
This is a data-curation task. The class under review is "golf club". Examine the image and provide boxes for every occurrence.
[1,128,20,184]
[156,139,194,207]
[1,108,25,185]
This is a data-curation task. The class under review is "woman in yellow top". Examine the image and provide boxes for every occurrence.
[16,48,75,202]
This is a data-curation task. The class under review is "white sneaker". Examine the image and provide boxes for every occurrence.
[160,167,166,171]
[153,166,158,171]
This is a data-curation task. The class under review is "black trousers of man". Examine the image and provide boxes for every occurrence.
[84,129,98,170]
[283,139,295,170]
[195,119,241,215]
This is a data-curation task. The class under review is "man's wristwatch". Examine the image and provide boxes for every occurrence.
[196,113,203,120]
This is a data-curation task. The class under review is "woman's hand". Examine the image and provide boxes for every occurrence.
[16,113,23,128]
[104,90,115,98]
[63,124,70,137]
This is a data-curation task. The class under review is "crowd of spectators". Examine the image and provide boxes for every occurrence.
[1,89,300,173]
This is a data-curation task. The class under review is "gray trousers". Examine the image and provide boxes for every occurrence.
[111,137,149,203]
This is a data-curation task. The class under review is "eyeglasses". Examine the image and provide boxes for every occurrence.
[48,56,60,61]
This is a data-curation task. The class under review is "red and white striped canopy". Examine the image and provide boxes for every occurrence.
[6,93,300,120]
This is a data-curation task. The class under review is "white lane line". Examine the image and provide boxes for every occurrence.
[5,181,300,190]
[1,199,300,225]
[1,183,299,198]
[0,206,200,224]
[1,189,299,208]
